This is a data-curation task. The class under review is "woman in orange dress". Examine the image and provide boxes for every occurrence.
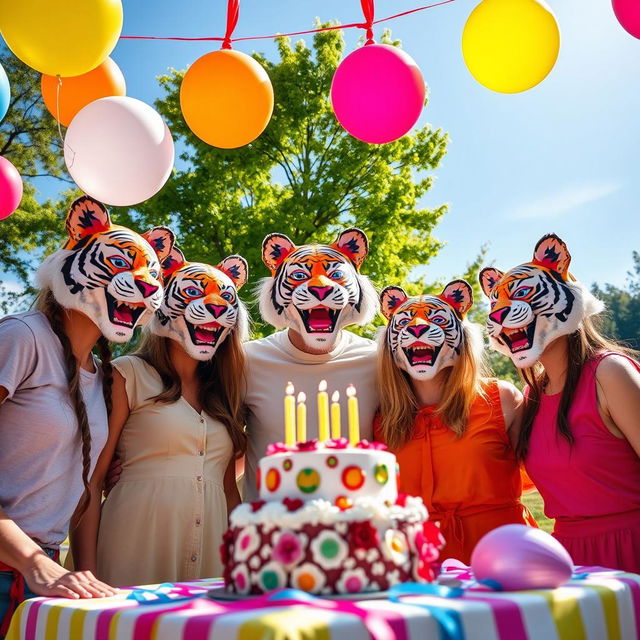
[375,281,536,564]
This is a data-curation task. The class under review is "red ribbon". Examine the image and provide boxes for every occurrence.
[360,0,375,44]
[222,0,240,50]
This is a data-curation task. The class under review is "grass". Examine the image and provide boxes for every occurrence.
[523,490,554,533]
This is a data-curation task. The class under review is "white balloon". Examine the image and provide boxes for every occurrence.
[64,96,174,207]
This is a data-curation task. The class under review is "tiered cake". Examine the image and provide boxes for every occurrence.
[221,438,442,595]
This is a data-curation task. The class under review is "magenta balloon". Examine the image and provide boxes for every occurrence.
[331,44,425,145]
[0,156,23,219]
[612,0,640,38]
[471,525,573,591]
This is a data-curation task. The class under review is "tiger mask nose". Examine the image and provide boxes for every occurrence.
[135,280,159,299]
[308,285,333,301]
[489,307,510,325]
[205,303,227,319]
[406,324,429,338]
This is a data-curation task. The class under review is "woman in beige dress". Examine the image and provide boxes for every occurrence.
[72,245,249,586]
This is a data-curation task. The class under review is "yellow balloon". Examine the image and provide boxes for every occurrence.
[462,0,560,94]
[0,0,123,77]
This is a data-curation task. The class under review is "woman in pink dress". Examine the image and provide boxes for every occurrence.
[480,233,640,572]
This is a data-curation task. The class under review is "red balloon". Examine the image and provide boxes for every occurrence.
[612,0,640,38]
[0,156,23,219]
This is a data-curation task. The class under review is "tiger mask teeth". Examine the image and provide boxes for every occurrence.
[106,292,147,329]
[402,342,442,367]
[498,318,537,354]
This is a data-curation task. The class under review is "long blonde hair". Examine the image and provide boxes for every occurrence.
[134,330,247,457]
[377,322,488,450]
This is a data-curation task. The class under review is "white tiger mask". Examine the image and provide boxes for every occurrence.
[479,233,604,369]
[148,246,249,361]
[37,196,171,343]
[258,228,378,350]
[380,281,473,380]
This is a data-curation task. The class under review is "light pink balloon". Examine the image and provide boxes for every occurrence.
[471,524,573,591]
[64,96,175,207]
[612,0,640,38]
[331,44,425,145]
[0,156,23,219]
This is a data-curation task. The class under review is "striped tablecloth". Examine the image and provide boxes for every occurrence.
[6,570,640,640]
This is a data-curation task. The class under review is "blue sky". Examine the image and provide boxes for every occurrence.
[18,0,640,289]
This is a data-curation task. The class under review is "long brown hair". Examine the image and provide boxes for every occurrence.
[35,289,113,518]
[517,314,638,459]
[377,323,488,450]
[134,330,247,457]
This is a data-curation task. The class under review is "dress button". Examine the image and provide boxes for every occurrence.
[199,417,205,424]
[191,555,197,562]
[197,475,202,482]
[198,450,205,456]
[196,519,201,526]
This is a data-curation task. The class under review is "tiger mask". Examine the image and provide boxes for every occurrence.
[37,196,172,343]
[380,281,474,380]
[479,233,603,368]
[258,228,378,350]
[148,246,249,361]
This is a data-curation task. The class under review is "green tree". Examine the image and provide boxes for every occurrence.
[113,28,449,335]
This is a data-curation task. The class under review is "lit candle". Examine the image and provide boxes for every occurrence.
[297,392,307,443]
[317,380,330,442]
[331,390,341,440]
[284,382,296,446]
[346,384,360,446]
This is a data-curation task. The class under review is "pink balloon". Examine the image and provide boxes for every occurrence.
[331,44,425,145]
[471,525,573,591]
[612,0,640,38]
[0,156,23,219]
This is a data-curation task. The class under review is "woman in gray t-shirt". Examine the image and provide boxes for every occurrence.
[0,196,172,636]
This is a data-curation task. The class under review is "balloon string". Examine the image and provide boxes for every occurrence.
[119,0,457,43]
[56,76,76,169]
[222,0,240,50]
[360,0,375,45]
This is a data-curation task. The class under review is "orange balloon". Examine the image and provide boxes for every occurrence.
[180,49,274,149]
[41,57,126,126]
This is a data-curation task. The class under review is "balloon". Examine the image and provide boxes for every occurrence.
[0,156,23,219]
[462,0,560,94]
[612,0,640,38]
[41,58,126,127]
[180,50,274,149]
[64,97,175,207]
[471,525,573,591]
[331,44,425,145]
[0,63,9,123]
[0,0,123,77]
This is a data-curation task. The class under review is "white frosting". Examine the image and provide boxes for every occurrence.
[259,448,398,504]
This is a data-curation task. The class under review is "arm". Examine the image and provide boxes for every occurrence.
[70,369,130,573]
[497,379,524,448]
[224,456,242,521]
[596,355,640,456]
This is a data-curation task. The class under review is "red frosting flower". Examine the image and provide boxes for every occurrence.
[296,439,319,452]
[348,521,380,550]
[283,497,304,512]
[355,439,388,451]
[250,500,266,513]
[414,521,445,565]
[265,442,291,456]
[395,493,410,507]
[326,437,349,449]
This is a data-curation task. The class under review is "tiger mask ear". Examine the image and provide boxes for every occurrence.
[65,196,111,248]
[262,233,296,275]
[143,226,176,264]
[161,246,186,277]
[439,280,473,318]
[380,285,409,321]
[332,228,369,270]
[532,233,571,279]
[218,255,248,290]
[479,267,504,298]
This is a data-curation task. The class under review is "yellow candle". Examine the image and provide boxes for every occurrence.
[297,392,307,443]
[331,390,341,440]
[317,380,330,442]
[284,382,296,446]
[346,384,360,446]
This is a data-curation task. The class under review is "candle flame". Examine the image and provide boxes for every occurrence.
[319,379,327,392]
[332,390,340,402]
[346,384,356,398]
[286,382,294,395]
[297,391,306,402]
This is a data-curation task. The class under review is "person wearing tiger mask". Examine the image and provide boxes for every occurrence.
[480,233,640,573]
[0,196,170,636]
[242,228,379,499]
[71,244,249,586]
[374,280,536,564]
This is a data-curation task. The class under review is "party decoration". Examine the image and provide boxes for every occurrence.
[0,0,123,77]
[346,384,360,445]
[331,391,341,439]
[180,50,273,149]
[63,96,174,207]
[342,465,365,491]
[296,392,307,443]
[284,382,296,446]
[0,156,23,219]
[265,468,280,492]
[471,524,573,590]
[462,0,560,93]
[41,57,126,127]
[331,44,425,144]
[612,0,640,39]
[317,380,330,441]
[0,63,10,123]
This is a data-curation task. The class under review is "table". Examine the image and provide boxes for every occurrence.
[6,568,640,640]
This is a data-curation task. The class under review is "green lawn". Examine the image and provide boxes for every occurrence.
[523,490,554,533]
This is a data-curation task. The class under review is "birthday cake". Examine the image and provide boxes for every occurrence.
[222,433,442,595]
